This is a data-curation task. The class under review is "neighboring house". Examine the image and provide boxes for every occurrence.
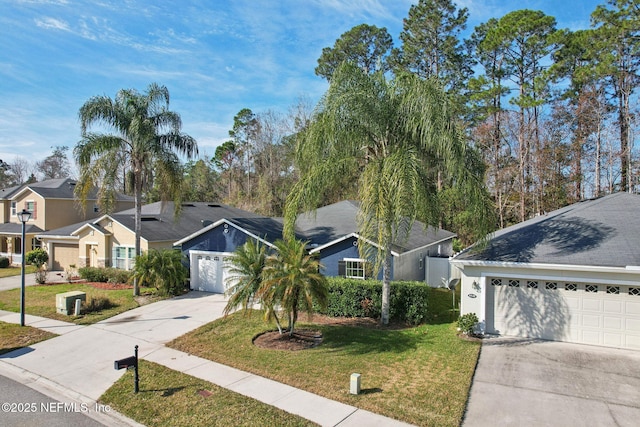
[174,200,457,293]
[0,178,133,265]
[295,200,456,282]
[452,193,640,350]
[38,201,260,271]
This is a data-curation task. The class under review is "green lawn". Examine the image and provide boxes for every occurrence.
[100,360,317,427]
[0,321,57,355]
[0,283,161,325]
[167,288,477,427]
[0,265,37,278]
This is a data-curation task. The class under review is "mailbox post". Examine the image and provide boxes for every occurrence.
[114,345,139,393]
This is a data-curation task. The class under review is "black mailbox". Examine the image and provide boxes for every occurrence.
[114,356,137,370]
[114,345,140,393]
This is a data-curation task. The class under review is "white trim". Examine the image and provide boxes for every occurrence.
[451,259,640,276]
[399,234,457,257]
[174,218,275,249]
[309,232,400,257]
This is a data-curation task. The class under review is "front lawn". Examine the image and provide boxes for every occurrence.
[0,283,161,325]
[100,360,316,427]
[0,321,57,355]
[168,308,479,426]
[0,265,38,278]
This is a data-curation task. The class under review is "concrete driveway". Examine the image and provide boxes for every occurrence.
[463,337,640,426]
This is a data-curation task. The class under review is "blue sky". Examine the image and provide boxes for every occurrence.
[1,0,603,167]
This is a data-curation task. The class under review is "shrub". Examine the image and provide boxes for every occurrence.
[25,248,48,267]
[0,257,9,268]
[457,313,479,335]
[82,296,114,314]
[131,249,187,296]
[78,267,131,284]
[319,278,430,325]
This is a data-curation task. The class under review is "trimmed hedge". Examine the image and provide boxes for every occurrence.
[319,278,429,325]
[78,266,131,284]
[0,257,9,268]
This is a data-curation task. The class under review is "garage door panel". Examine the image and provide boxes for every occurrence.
[489,277,640,350]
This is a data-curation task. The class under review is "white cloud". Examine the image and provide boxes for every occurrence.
[35,17,71,31]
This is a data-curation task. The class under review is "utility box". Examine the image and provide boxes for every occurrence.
[350,373,361,395]
[56,291,86,315]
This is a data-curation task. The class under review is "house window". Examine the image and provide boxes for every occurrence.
[113,246,136,270]
[339,258,368,279]
[10,201,16,216]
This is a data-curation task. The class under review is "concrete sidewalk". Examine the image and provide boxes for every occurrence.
[0,271,69,291]
[0,290,411,426]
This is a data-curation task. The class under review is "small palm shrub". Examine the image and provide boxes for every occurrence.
[131,249,187,296]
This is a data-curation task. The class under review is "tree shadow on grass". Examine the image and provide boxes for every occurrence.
[319,325,430,355]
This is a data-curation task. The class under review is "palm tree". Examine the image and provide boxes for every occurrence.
[131,249,188,296]
[284,63,493,325]
[223,239,285,333]
[259,238,328,336]
[75,83,198,295]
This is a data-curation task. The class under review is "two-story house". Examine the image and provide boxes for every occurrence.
[0,178,134,265]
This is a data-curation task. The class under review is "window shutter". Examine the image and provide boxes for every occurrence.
[32,201,37,220]
[338,260,346,277]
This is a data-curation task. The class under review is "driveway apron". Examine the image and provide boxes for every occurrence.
[463,337,640,427]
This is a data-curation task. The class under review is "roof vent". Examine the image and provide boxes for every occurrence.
[201,220,213,228]
[208,204,221,208]
[182,203,195,207]
[141,217,159,222]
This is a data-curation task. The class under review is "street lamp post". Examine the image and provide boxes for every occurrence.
[18,209,31,327]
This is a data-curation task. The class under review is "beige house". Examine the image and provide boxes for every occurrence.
[38,201,261,271]
[0,178,133,266]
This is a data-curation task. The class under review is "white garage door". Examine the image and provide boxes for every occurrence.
[488,277,640,350]
[190,251,231,293]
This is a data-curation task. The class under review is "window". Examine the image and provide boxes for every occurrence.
[10,201,16,216]
[629,287,640,296]
[24,201,36,220]
[113,246,136,270]
[339,258,368,279]
[545,282,558,290]
[508,279,520,288]
[565,283,577,291]
[606,286,620,294]
[491,278,502,287]
[586,284,598,293]
[527,280,538,289]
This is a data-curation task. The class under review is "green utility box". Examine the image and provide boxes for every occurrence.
[56,291,86,315]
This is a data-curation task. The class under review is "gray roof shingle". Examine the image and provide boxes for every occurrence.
[455,192,640,268]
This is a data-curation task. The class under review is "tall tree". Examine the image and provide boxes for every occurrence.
[37,146,71,180]
[181,158,219,202]
[482,9,559,221]
[285,63,494,325]
[315,23,393,81]
[591,0,640,192]
[229,108,259,197]
[391,0,471,96]
[75,83,197,296]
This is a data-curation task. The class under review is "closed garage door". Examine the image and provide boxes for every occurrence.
[488,277,640,350]
[51,243,78,271]
[189,251,231,293]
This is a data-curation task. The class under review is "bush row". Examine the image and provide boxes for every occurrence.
[78,266,132,284]
[318,278,429,325]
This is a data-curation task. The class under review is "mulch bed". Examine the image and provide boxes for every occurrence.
[253,314,409,351]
